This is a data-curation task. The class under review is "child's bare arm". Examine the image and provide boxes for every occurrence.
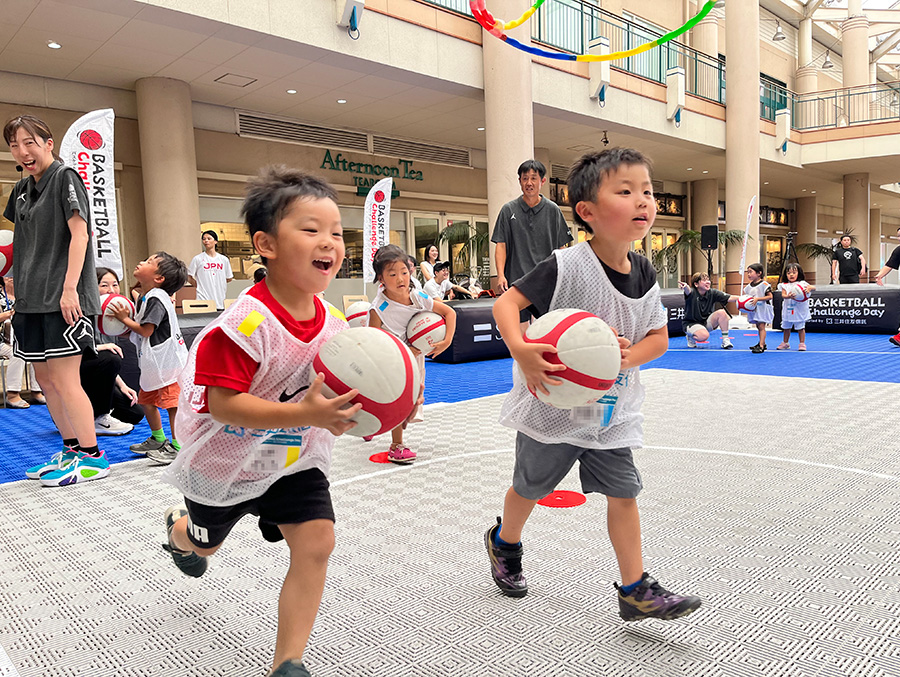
[118,314,155,338]
[367,310,381,329]
[619,326,668,371]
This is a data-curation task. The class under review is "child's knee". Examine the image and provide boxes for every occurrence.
[284,521,335,564]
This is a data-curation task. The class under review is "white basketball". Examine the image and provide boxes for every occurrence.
[345,301,370,328]
[0,229,12,277]
[790,283,809,302]
[516,308,621,409]
[98,293,135,337]
[406,311,446,353]
[312,327,421,438]
[737,295,757,312]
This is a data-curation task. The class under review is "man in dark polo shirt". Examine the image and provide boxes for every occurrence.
[831,234,866,284]
[491,159,572,323]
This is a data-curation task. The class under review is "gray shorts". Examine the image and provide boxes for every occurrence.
[512,432,643,500]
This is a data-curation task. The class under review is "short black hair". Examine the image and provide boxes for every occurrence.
[433,260,450,274]
[747,262,764,276]
[517,159,546,179]
[201,229,219,242]
[152,251,188,295]
[780,262,806,283]
[567,148,653,233]
[253,266,267,284]
[373,244,409,281]
[95,267,118,285]
[241,165,338,265]
[840,234,852,241]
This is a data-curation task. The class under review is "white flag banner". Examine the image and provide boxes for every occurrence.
[59,109,122,278]
[362,177,393,283]
[737,195,757,283]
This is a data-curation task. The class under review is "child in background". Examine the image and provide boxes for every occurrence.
[368,244,456,464]
[487,148,701,620]
[742,263,773,353]
[777,262,815,351]
[115,252,189,463]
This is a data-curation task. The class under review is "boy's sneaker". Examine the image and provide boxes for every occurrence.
[387,443,416,465]
[484,517,527,597]
[889,333,900,347]
[25,448,79,480]
[130,435,166,456]
[39,451,110,487]
[162,507,208,578]
[616,573,702,622]
[147,441,178,465]
[686,334,696,348]
[721,337,733,349]
[95,413,134,436]
[269,660,312,677]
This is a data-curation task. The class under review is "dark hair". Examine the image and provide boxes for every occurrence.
[691,272,710,288]
[201,229,219,242]
[373,244,409,281]
[95,267,118,285]
[3,114,53,148]
[241,165,338,265]
[253,266,268,284]
[406,255,418,270]
[517,159,546,179]
[567,148,653,233]
[780,262,806,283]
[424,244,439,262]
[433,260,450,274]
[840,234,852,242]
[747,263,764,276]
[151,251,188,295]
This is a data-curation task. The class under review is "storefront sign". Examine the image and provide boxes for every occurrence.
[320,150,423,189]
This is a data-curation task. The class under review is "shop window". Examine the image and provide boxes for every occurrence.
[339,207,406,279]
[655,193,684,217]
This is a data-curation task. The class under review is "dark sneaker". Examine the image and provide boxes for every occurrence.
[162,506,208,578]
[890,333,900,347]
[616,572,701,621]
[269,660,312,677]
[147,441,178,465]
[484,517,527,597]
[750,344,765,353]
[130,435,165,455]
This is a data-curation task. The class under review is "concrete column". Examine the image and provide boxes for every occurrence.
[796,18,818,95]
[841,16,870,89]
[843,174,870,258]
[484,0,534,283]
[795,196,818,284]
[869,207,882,280]
[724,1,760,295]
[692,15,719,101]
[534,147,552,199]
[691,179,719,280]
[135,78,200,269]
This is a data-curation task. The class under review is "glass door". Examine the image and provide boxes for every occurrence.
[650,228,681,289]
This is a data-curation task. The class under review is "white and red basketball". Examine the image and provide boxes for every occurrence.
[345,301,370,328]
[517,308,621,409]
[98,293,135,336]
[737,295,757,312]
[406,311,446,353]
[789,283,809,302]
[0,230,12,277]
[312,327,421,438]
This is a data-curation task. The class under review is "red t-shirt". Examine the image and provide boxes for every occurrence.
[194,282,326,395]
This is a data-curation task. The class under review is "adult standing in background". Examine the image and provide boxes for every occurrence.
[187,230,234,310]
[874,226,900,347]
[491,159,572,322]
[831,234,866,284]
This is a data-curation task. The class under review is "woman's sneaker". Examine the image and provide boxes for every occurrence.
[387,443,416,465]
[162,507,208,578]
[616,573,702,621]
[269,660,312,677]
[39,451,110,487]
[95,413,134,436]
[484,517,528,597]
[25,448,79,480]
[130,436,166,455]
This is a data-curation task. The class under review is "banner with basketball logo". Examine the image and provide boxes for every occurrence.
[60,108,122,278]
[362,177,393,283]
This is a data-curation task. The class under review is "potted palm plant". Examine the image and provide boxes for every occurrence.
[651,228,748,285]
[437,220,491,289]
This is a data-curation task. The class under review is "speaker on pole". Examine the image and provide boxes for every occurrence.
[700,225,719,250]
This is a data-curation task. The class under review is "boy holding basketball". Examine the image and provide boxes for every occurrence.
[158,166,367,677]
[487,148,702,621]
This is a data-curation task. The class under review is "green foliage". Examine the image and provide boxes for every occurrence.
[651,229,749,269]
[437,220,490,283]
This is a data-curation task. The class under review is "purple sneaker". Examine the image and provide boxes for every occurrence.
[484,517,527,597]
[616,572,702,621]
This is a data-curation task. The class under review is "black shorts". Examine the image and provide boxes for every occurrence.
[183,468,335,549]
[12,313,96,362]
[839,274,860,284]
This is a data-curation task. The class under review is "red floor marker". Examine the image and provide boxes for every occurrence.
[369,452,391,464]
[538,490,586,508]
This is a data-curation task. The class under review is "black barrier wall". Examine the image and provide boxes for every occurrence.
[430,298,510,363]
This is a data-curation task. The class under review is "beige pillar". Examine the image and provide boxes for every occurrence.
[843,174,870,260]
[842,16,870,89]
[484,0,534,286]
[135,78,201,269]
[692,15,719,101]
[724,1,760,295]
[795,196,817,284]
[796,18,818,95]
[869,207,882,280]
[534,147,552,199]
[691,179,719,280]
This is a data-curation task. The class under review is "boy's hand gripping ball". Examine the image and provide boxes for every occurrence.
[98,293,136,336]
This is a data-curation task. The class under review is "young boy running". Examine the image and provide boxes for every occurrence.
[160,166,374,677]
[486,148,702,621]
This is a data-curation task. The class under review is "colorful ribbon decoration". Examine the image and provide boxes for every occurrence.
[470,0,717,62]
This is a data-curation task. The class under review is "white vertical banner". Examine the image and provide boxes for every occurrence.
[737,195,757,283]
[362,177,393,283]
[59,108,122,278]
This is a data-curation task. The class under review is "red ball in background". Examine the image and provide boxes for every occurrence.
[79,129,103,150]
[0,230,13,277]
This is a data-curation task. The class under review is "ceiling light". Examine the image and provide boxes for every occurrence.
[336,99,347,104]
[802,189,807,192]
[47,40,61,49]
[702,170,709,174]
[477,127,485,131]
[686,167,693,171]
[286,89,297,95]
[772,21,786,42]
[764,181,769,185]
[811,191,816,194]
[822,51,834,69]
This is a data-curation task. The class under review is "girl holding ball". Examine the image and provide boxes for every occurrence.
[777,263,815,351]
[742,263,774,353]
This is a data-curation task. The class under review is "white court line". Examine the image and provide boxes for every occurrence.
[332,444,900,487]
[0,644,20,677]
